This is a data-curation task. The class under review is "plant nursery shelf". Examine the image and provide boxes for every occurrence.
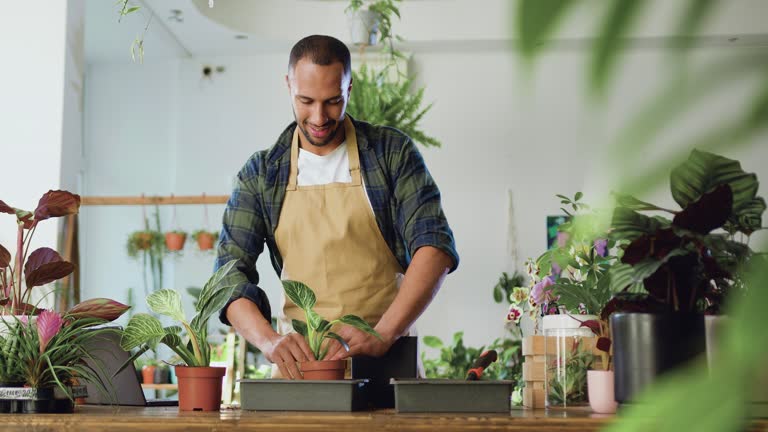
[80,195,229,206]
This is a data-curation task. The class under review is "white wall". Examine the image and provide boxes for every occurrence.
[0,0,84,309]
[81,2,768,353]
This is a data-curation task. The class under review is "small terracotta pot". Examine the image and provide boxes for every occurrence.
[196,232,215,251]
[175,366,226,411]
[136,232,153,250]
[299,360,346,380]
[141,365,156,384]
[165,232,186,251]
[587,370,618,414]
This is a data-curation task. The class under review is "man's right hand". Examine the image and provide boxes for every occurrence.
[227,298,315,379]
[262,332,315,380]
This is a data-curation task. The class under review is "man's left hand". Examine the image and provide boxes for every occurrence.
[325,325,395,360]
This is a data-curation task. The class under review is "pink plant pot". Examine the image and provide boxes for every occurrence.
[587,370,618,414]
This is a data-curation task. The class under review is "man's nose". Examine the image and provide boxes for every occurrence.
[309,104,328,126]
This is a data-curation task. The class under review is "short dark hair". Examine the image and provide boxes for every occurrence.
[288,35,351,78]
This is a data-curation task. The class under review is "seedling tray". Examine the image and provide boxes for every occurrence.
[391,379,513,413]
[0,386,87,414]
[239,379,370,411]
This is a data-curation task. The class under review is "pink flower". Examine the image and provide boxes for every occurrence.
[557,232,570,248]
[36,310,63,354]
[506,305,524,324]
[531,276,555,304]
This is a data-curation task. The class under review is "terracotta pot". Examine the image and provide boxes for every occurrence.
[136,232,153,249]
[196,232,215,251]
[175,366,226,411]
[141,365,156,384]
[300,360,346,380]
[587,370,618,414]
[165,232,186,251]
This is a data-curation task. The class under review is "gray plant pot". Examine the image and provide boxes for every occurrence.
[391,379,513,413]
[239,379,369,411]
[611,312,705,404]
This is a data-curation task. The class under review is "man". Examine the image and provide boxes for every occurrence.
[217,35,459,380]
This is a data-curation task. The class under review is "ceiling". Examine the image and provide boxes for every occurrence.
[85,0,768,64]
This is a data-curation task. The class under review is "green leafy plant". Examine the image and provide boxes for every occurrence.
[281,280,381,360]
[347,64,441,148]
[421,332,521,381]
[492,271,526,304]
[115,0,151,63]
[346,0,403,58]
[3,298,130,400]
[117,260,244,370]
[546,338,594,405]
[605,150,764,314]
[0,190,80,315]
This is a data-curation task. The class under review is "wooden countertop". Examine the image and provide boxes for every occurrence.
[3,406,767,431]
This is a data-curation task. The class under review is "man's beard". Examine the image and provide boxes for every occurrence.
[297,119,341,147]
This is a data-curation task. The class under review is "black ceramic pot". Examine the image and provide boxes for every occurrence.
[611,312,706,404]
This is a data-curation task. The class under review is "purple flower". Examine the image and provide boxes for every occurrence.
[551,262,562,277]
[36,310,63,354]
[531,276,555,304]
[594,238,608,257]
[557,232,570,248]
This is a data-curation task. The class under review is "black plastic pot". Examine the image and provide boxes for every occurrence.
[154,366,170,384]
[611,312,705,404]
[351,336,418,409]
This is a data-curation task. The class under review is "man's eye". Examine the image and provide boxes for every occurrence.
[328,99,342,105]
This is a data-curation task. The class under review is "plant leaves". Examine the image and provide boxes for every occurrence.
[281,280,316,310]
[338,315,380,339]
[612,192,672,212]
[146,289,185,322]
[516,0,576,59]
[596,336,611,353]
[672,184,732,234]
[292,319,308,337]
[190,260,243,333]
[670,149,764,234]
[66,298,130,322]
[423,335,443,349]
[24,247,74,288]
[0,243,10,269]
[120,313,164,351]
[0,200,15,215]
[324,332,350,353]
[307,310,324,332]
[610,207,671,243]
[33,190,80,221]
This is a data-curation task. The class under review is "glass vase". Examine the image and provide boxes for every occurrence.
[544,327,594,408]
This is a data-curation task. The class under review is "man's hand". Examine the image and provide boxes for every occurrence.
[325,325,396,360]
[262,332,315,379]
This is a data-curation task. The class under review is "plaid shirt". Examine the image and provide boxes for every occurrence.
[216,116,459,325]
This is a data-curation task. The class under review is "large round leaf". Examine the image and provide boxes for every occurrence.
[24,247,74,288]
[671,149,764,234]
[33,190,80,221]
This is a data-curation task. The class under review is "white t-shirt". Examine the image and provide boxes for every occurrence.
[297,141,374,212]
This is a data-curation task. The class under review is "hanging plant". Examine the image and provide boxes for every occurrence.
[164,230,187,252]
[126,230,163,258]
[192,230,218,252]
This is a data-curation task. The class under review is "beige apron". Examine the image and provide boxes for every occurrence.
[272,117,404,376]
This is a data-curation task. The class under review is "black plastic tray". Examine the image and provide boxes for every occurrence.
[239,379,370,411]
[391,379,513,413]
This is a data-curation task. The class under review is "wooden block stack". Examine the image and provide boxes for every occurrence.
[521,335,602,409]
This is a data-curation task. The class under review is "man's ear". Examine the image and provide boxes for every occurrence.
[285,74,291,92]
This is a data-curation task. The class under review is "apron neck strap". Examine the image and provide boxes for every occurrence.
[288,116,361,190]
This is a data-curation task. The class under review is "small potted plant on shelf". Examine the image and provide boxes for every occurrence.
[281,280,381,379]
[117,260,243,411]
[164,230,187,253]
[192,230,218,252]
[345,0,401,47]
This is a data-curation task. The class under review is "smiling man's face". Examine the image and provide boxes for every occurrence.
[286,58,352,155]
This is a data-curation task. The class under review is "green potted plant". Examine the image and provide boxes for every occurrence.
[1,299,130,413]
[606,149,765,403]
[164,230,187,253]
[191,230,218,252]
[345,0,401,48]
[281,280,381,379]
[0,190,80,316]
[117,260,243,411]
[347,64,441,148]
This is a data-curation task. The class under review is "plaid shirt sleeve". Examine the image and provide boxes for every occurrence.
[216,155,273,326]
[389,137,460,272]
